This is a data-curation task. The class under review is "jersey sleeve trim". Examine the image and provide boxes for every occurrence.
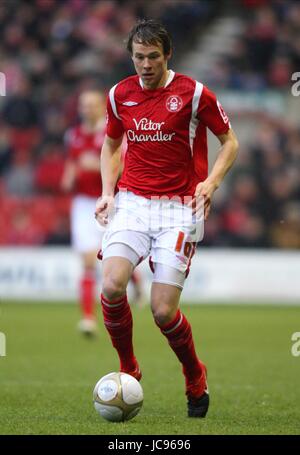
[109,84,121,120]
[189,80,203,155]
[196,85,231,136]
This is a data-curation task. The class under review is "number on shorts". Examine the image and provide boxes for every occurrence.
[175,231,185,253]
[184,242,192,258]
[175,232,192,259]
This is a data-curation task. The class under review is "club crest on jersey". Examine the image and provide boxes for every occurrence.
[166,95,183,112]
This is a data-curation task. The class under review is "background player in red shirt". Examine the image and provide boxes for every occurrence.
[95,20,239,417]
[61,90,144,336]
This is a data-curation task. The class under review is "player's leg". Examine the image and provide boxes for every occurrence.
[78,250,98,334]
[100,235,150,380]
[100,254,141,380]
[150,200,208,417]
[99,191,150,378]
[150,270,208,417]
[150,195,208,416]
[151,278,204,389]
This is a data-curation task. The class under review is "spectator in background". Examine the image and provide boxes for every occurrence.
[4,148,34,196]
[270,202,300,249]
[2,76,41,153]
[44,213,71,246]
[0,124,11,176]
[221,173,269,247]
[61,90,108,336]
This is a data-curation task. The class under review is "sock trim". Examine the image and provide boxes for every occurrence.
[156,309,180,331]
[101,294,127,307]
[161,313,183,335]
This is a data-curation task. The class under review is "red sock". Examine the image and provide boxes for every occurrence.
[80,272,95,319]
[101,293,136,372]
[156,310,203,383]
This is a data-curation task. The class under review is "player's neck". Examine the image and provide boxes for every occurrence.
[144,69,170,90]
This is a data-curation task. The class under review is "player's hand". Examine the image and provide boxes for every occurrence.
[188,178,218,220]
[95,195,115,226]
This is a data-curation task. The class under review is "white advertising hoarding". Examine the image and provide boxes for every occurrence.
[0,247,299,303]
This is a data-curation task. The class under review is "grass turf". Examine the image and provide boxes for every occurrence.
[0,301,299,435]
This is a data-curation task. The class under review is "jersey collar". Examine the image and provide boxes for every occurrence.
[139,69,175,90]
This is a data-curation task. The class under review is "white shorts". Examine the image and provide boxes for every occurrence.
[101,191,204,287]
[71,195,106,253]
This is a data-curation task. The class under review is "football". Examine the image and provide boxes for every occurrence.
[93,372,144,422]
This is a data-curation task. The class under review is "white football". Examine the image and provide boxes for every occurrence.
[93,372,143,422]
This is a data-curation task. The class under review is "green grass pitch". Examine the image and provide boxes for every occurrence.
[0,301,300,435]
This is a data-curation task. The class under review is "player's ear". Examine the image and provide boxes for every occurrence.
[165,50,172,62]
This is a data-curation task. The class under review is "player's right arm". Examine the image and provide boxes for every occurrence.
[95,134,123,225]
[101,134,123,196]
[189,85,238,219]
[95,86,125,226]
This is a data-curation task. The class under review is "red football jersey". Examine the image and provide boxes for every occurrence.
[65,124,105,197]
[106,70,230,200]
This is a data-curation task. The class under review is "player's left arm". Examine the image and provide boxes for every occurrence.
[192,128,239,219]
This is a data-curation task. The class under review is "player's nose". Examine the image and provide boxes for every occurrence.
[143,58,152,69]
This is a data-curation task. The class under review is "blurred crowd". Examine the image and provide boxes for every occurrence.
[0,0,299,249]
[207,0,300,90]
[203,115,300,248]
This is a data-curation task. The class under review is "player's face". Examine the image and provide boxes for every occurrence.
[79,92,105,124]
[132,41,171,89]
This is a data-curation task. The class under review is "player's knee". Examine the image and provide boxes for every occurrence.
[151,303,175,326]
[102,275,126,301]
